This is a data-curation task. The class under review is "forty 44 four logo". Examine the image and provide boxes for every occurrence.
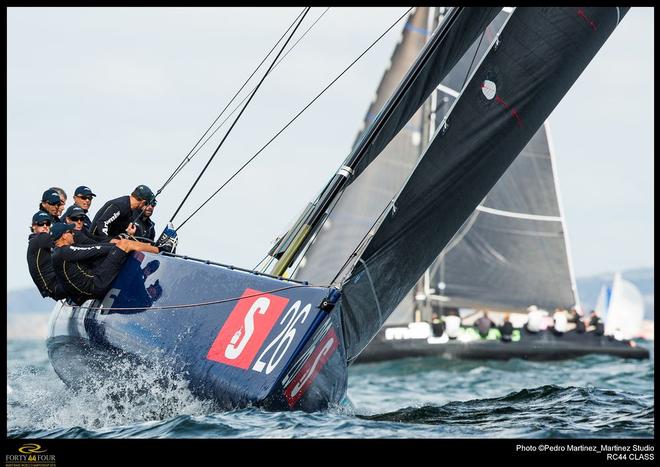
[206,289,316,375]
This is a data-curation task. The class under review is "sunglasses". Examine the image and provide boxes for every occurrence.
[46,201,64,206]
[76,195,92,201]
[70,217,85,222]
[35,221,52,227]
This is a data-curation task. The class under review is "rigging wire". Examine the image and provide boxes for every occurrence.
[169,7,311,224]
[60,284,315,312]
[459,27,486,93]
[179,8,331,177]
[159,8,331,198]
[175,7,414,231]
[155,8,309,199]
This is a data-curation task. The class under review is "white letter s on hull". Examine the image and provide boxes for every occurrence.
[224,297,270,360]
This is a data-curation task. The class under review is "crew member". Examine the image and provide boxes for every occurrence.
[90,185,154,241]
[65,206,97,245]
[49,187,67,220]
[589,311,605,336]
[26,211,66,300]
[431,312,445,337]
[500,313,514,342]
[63,185,96,232]
[133,198,156,242]
[51,223,160,304]
[39,189,64,223]
[475,311,495,338]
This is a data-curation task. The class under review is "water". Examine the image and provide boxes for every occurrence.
[7,337,653,438]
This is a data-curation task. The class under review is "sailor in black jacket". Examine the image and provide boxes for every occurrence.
[64,205,98,246]
[90,184,154,242]
[51,222,160,305]
[63,185,96,232]
[38,188,64,223]
[133,198,156,242]
[26,211,67,300]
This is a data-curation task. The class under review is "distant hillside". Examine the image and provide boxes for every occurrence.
[7,287,54,314]
[576,267,654,320]
[7,266,654,319]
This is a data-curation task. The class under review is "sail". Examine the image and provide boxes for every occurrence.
[343,7,502,181]
[425,121,578,312]
[340,7,629,362]
[594,284,611,317]
[604,272,645,339]
[296,8,510,286]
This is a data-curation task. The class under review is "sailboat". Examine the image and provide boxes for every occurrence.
[313,7,649,363]
[595,272,646,340]
[47,7,634,411]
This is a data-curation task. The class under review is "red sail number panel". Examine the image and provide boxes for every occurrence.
[207,289,289,369]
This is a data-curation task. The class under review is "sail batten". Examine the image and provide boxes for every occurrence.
[475,206,563,222]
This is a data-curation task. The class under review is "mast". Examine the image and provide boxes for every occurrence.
[414,6,444,323]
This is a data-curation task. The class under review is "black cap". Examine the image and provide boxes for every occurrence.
[32,211,53,224]
[50,223,75,241]
[74,186,96,197]
[42,189,61,204]
[64,206,86,220]
[133,185,154,202]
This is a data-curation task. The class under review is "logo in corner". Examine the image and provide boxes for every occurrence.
[17,444,46,454]
[6,443,56,467]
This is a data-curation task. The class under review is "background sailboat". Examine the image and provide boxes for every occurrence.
[599,272,645,340]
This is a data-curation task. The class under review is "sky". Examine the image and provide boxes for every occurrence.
[7,7,654,292]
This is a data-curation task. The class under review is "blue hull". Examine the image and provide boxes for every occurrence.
[46,251,348,412]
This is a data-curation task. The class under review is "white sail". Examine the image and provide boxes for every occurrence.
[594,284,610,318]
[604,272,645,340]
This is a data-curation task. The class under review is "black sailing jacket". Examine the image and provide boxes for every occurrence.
[90,195,132,241]
[26,233,66,300]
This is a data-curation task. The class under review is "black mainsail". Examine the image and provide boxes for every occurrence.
[428,122,579,313]
[337,7,628,361]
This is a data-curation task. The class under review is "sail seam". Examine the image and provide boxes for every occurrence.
[358,258,383,325]
[475,206,562,222]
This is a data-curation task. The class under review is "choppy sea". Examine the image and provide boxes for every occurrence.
[7,334,653,439]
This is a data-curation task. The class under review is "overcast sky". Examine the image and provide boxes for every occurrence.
[7,7,654,292]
